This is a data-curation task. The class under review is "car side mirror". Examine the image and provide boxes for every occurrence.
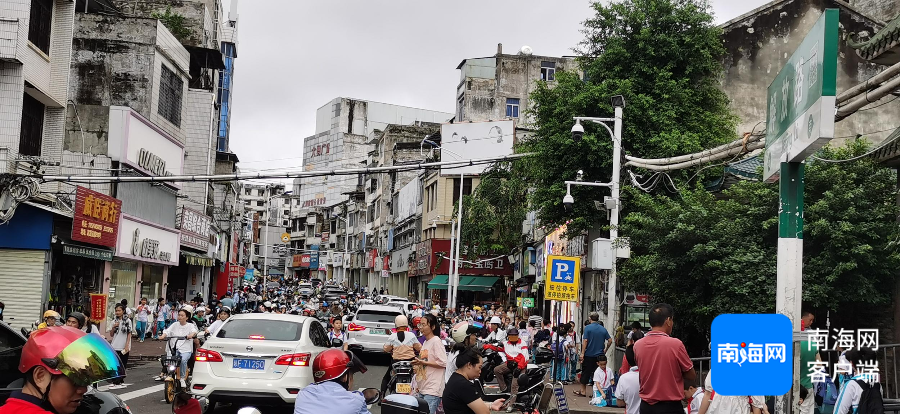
[362,387,381,405]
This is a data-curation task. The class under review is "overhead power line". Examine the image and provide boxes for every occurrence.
[33,154,531,184]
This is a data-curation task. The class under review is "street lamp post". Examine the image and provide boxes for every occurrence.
[568,96,625,343]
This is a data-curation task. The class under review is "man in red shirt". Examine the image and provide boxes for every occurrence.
[633,303,696,414]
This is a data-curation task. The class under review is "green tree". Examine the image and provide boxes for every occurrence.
[619,140,900,352]
[522,0,737,235]
[457,163,529,256]
[151,7,195,45]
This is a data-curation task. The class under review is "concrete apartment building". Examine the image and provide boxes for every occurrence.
[456,43,576,123]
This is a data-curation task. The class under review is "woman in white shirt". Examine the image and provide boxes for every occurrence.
[205,307,231,338]
[158,305,199,387]
[698,369,765,414]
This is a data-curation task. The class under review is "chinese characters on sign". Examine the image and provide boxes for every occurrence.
[544,255,579,302]
[72,187,121,248]
[131,228,172,262]
[803,328,881,383]
[89,294,108,324]
[302,197,327,208]
[310,143,330,157]
[179,207,211,250]
[711,314,792,395]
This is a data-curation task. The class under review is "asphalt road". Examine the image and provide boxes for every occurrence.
[102,353,393,414]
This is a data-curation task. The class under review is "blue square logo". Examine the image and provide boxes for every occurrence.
[711,314,792,396]
[549,259,576,283]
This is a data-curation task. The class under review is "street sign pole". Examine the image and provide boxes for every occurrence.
[763,9,838,414]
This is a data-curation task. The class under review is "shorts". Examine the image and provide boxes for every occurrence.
[581,355,599,385]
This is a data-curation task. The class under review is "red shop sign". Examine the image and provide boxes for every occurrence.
[72,187,121,248]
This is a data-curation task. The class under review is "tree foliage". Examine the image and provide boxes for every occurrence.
[458,164,529,256]
[521,0,737,234]
[619,140,900,351]
[152,7,195,45]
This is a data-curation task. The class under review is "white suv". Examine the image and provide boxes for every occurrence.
[345,304,404,353]
[190,313,332,410]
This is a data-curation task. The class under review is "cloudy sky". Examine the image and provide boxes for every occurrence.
[226,0,772,177]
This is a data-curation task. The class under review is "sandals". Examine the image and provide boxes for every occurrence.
[572,390,586,397]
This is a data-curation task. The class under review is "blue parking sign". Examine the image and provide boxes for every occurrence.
[711,314,792,396]
[545,255,580,302]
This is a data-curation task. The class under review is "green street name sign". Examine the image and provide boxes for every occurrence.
[763,9,839,182]
[63,244,114,261]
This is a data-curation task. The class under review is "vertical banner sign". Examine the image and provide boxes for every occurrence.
[72,187,121,248]
[89,294,108,323]
[544,255,580,302]
[763,9,838,182]
[763,9,839,414]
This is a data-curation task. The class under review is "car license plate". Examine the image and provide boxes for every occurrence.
[396,383,412,394]
[233,358,265,370]
[370,329,389,335]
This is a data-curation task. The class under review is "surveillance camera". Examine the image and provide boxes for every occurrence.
[571,122,584,143]
[576,170,584,182]
[563,193,574,212]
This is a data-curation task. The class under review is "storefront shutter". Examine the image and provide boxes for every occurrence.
[0,250,46,330]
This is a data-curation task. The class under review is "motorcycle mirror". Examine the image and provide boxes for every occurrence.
[362,388,381,405]
[237,408,262,414]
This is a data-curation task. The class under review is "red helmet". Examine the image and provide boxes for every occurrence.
[21,326,125,386]
[412,316,422,328]
[312,349,367,383]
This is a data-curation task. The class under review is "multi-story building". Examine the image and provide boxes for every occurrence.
[288,98,451,286]
[456,43,576,123]
[0,0,77,328]
[241,183,292,277]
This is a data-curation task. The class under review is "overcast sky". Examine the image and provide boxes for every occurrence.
[226,0,772,177]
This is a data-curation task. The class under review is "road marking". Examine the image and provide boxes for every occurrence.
[117,384,165,401]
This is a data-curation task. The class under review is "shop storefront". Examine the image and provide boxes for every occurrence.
[421,239,512,308]
[0,203,55,329]
[390,246,413,300]
[173,207,214,300]
[107,215,179,325]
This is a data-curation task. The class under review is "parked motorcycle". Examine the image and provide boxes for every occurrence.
[508,347,554,413]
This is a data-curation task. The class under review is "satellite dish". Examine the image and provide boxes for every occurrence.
[520,45,533,55]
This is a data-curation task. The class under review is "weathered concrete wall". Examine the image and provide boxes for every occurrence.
[850,0,900,21]
[720,0,900,146]
[110,0,207,46]
[64,104,109,155]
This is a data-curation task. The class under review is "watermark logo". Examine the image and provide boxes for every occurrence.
[712,314,792,395]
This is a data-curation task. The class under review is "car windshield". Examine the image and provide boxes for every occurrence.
[217,319,304,341]
[355,310,401,323]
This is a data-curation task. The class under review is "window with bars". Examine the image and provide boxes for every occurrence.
[28,0,52,55]
[505,98,520,118]
[19,93,44,156]
[541,61,556,81]
[158,65,183,127]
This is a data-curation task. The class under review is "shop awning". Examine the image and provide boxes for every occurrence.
[268,269,284,276]
[182,251,214,267]
[458,276,499,292]
[427,275,449,290]
[426,275,498,291]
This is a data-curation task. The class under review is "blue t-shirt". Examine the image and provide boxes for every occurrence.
[582,323,611,357]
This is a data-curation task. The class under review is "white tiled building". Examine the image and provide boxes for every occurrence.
[0,0,75,184]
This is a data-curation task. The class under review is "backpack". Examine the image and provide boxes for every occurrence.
[816,375,839,406]
[550,340,567,359]
[853,379,884,414]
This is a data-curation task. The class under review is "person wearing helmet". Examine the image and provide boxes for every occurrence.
[64,312,99,335]
[445,322,483,383]
[293,348,370,414]
[486,316,506,343]
[380,314,422,396]
[0,326,125,414]
[37,310,61,330]
[487,327,529,397]
[206,306,231,337]
[158,305,199,387]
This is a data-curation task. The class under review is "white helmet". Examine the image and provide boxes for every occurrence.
[263,301,273,308]
[490,316,502,325]
[180,305,195,315]
[451,322,475,343]
[395,314,409,328]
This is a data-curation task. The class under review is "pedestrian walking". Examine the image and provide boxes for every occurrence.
[108,303,132,388]
[135,297,151,342]
[153,297,169,337]
[633,303,696,414]
[799,311,819,414]
[551,325,572,382]
[413,314,447,414]
[568,321,580,382]
[575,312,612,397]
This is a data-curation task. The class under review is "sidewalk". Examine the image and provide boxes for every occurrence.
[563,383,625,414]
[128,338,166,362]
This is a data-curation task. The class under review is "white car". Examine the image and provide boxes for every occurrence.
[190,313,332,409]
[345,304,404,353]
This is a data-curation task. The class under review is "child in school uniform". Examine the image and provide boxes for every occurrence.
[593,355,615,405]
[685,378,704,414]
